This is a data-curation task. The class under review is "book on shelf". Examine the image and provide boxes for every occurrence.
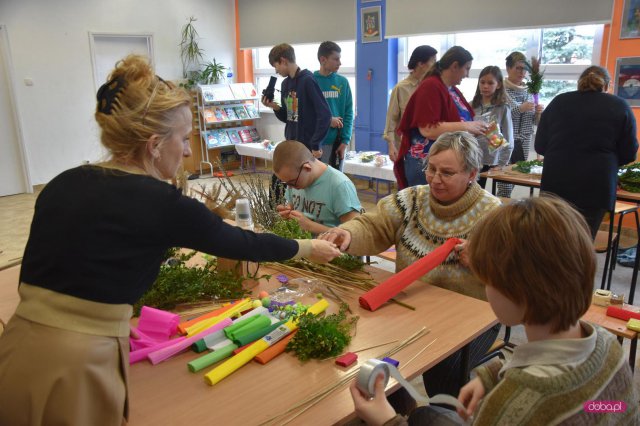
[213,107,228,121]
[216,129,232,146]
[227,129,241,145]
[203,108,216,124]
[244,103,259,118]
[206,131,219,148]
[233,106,249,120]
[209,85,234,101]
[230,83,247,99]
[202,88,216,103]
[248,127,261,141]
[224,107,239,121]
[238,129,252,143]
[241,83,258,98]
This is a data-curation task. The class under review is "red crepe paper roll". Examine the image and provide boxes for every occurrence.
[359,238,461,311]
[606,306,640,321]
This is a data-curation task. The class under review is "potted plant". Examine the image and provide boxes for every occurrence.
[199,58,226,85]
[180,16,204,80]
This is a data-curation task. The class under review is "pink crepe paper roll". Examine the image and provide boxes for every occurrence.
[130,336,187,364]
[359,238,460,311]
[129,327,157,351]
[137,306,181,341]
[147,318,233,365]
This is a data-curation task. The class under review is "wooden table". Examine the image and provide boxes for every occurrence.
[479,166,541,197]
[583,303,638,372]
[0,264,497,425]
[129,266,496,425]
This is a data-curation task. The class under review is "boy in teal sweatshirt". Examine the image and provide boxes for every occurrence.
[314,41,354,171]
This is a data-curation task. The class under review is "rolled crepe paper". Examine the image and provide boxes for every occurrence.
[177,298,248,335]
[186,299,254,337]
[187,343,238,373]
[223,315,271,341]
[606,305,640,321]
[235,320,285,347]
[359,238,461,311]
[138,306,180,341]
[192,307,272,353]
[233,342,254,355]
[147,318,233,365]
[204,299,329,386]
[130,336,187,364]
[253,330,297,364]
[129,327,157,351]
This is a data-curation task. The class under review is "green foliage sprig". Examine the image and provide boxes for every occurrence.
[524,56,545,95]
[270,219,312,240]
[330,254,365,271]
[513,159,543,174]
[618,162,640,192]
[133,250,249,315]
[286,303,359,361]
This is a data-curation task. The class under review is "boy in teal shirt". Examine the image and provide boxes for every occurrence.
[314,41,354,171]
[273,140,361,235]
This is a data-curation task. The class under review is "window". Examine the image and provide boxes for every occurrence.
[253,41,356,112]
[401,25,602,103]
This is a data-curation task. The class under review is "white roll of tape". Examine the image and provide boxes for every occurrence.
[356,359,466,412]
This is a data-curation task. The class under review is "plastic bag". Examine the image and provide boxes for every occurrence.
[477,112,509,153]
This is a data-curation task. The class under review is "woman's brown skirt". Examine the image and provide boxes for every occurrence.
[0,284,131,425]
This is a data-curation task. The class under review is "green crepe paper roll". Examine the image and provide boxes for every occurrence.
[188,343,238,373]
[222,315,264,340]
[224,315,271,341]
[234,320,286,347]
[192,339,209,353]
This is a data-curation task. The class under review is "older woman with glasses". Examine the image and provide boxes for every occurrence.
[320,131,501,398]
[0,55,341,425]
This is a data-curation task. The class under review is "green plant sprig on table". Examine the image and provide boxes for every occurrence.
[270,219,312,240]
[133,249,249,316]
[513,159,543,174]
[286,303,359,361]
[329,254,365,271]
[618,162,640,192]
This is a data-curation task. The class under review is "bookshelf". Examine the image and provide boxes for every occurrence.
[196,83,262,175]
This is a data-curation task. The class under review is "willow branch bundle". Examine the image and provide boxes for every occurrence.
[240,173,282,230]
[265,259,415,310]
[260,327,430,425]
[191,184,236,220]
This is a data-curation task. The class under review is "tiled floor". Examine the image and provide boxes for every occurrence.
[1,169,638,397]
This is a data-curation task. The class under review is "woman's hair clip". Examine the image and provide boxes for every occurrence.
[96,75,126,115]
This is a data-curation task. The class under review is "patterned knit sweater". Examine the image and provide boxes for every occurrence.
[473,324,639,425]
[340,183,500,301]
[381,324,638,426]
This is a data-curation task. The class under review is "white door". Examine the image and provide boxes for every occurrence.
[0,24,27,196]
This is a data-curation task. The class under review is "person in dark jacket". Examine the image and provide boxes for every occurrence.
[261,43,332,203]
[535,65,639,238]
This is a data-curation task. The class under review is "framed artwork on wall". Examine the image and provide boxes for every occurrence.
[361,6,382,43]
[614,57,640,107]
[621,0,640,39]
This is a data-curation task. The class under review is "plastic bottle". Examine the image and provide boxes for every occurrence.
[226,67,234,84]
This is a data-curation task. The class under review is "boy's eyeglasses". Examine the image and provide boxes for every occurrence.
[284,161,309,187]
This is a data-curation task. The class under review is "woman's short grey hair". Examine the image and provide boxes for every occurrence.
[427,131,482,172]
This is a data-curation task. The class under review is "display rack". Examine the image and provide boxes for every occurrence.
[196,83,262,175]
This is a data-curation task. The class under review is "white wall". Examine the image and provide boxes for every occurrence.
[0,0,236,185]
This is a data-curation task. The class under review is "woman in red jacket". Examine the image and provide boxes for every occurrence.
[394,46,487,189]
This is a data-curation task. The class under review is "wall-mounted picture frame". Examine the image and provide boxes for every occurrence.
[621,0,640,39]
[361,6,382,43]
[614,57,640,107]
